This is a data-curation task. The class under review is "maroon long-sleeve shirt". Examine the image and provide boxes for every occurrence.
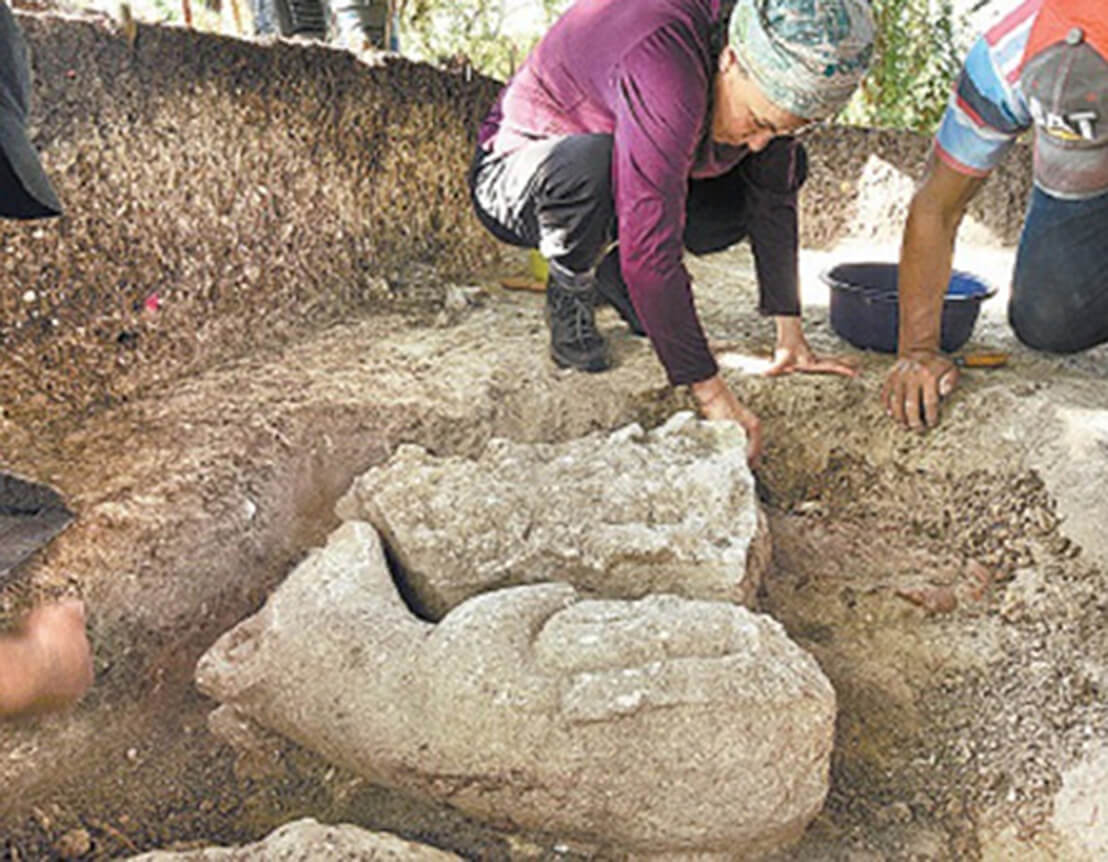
[477,0,801,385]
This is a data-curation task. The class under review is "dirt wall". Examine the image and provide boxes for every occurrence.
[2,11,501,428]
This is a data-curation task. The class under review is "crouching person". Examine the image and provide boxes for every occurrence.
[468,0,875,466]
[884,0,1108,429]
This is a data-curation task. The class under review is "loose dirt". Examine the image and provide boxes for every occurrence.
[2,9,1107,862]
[3,239,1106,861]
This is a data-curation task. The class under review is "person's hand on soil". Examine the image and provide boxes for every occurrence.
[882,350,958,430]
[691,374,763,468]
[764,316,858,378]
[1,599,94,717]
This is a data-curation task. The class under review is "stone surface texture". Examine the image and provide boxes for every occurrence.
[1051,745,1108,861]
[195,521,835,858]
[335,412,770,617]
[126,817,461,860]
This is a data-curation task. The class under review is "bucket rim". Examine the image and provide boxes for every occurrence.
[818,264,997,302]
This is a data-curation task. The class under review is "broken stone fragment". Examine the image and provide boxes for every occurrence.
[195,521,835,858]
[124,817,461,860]
[335,412,770,617]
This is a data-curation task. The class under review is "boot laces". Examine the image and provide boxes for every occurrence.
[553,288,603,348]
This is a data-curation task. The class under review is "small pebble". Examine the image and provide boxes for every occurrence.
[55,828,91,860]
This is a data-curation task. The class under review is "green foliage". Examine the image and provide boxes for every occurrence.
[840,0,966,133]
[399,0,966,132]
[97,0,966,132]
[398,0,572,81]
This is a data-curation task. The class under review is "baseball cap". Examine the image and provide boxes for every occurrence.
[0,1,62,218]
[1021,26,1108,200]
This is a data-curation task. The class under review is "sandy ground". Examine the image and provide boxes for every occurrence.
[1,232,1106,860]
[0,12,1104,858]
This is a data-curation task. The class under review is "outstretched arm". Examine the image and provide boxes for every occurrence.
[743,139,856,379]
[763,316,859,378]
[882,157,986,430]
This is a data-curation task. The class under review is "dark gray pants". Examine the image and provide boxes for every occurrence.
[469,134,616,272]
[468,133,806,315]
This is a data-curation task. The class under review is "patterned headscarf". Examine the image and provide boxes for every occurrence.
[728,0,876,120]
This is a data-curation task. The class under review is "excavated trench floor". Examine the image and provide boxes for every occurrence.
[2,241,1107,861]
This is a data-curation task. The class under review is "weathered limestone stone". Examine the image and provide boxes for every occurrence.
[335,412,770,617]
[1051,745,1108,861]
[126,817,461,860]
[196,521,835,858]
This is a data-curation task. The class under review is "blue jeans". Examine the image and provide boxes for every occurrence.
[1009,187,1108,353]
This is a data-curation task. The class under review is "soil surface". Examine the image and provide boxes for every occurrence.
[3,236,1107,861]
[3,11,1107,862]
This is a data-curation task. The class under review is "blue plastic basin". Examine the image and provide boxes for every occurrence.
[820,262,995,353]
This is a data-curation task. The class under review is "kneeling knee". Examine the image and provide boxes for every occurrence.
[1009,301,1090,354]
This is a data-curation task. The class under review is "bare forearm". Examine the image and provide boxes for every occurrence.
[898,199,958,355]
[898,160,986,356]
[883,160,987,430]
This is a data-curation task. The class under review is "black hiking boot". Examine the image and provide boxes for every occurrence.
[545,262,610,372]
[593,249,646,336]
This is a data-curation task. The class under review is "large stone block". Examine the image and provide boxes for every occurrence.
[196,521,834,858]
[335,413,770,617]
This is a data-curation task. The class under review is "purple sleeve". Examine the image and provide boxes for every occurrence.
[611,29,719,387]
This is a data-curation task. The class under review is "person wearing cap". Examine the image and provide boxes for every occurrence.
[0,1,92,718]
[883,0,1108,430]
[469,0,875,466]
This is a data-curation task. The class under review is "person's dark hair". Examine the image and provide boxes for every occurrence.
[710,0,740,68]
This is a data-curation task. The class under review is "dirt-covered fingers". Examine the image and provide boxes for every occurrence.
[882,355,958,430]
[691,376,763,467]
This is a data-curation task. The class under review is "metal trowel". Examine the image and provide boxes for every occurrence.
[0,471,74,586]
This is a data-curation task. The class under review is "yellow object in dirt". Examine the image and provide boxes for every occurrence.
[500,277,546,292]
[954,351,1009,368]
[530,249,549,283]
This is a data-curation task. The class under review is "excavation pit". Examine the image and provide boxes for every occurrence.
[2,10,1108,861]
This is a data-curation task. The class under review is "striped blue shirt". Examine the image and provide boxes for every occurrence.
[934,0,1041,176]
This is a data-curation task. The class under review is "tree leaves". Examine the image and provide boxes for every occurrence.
[841,0,964,132]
